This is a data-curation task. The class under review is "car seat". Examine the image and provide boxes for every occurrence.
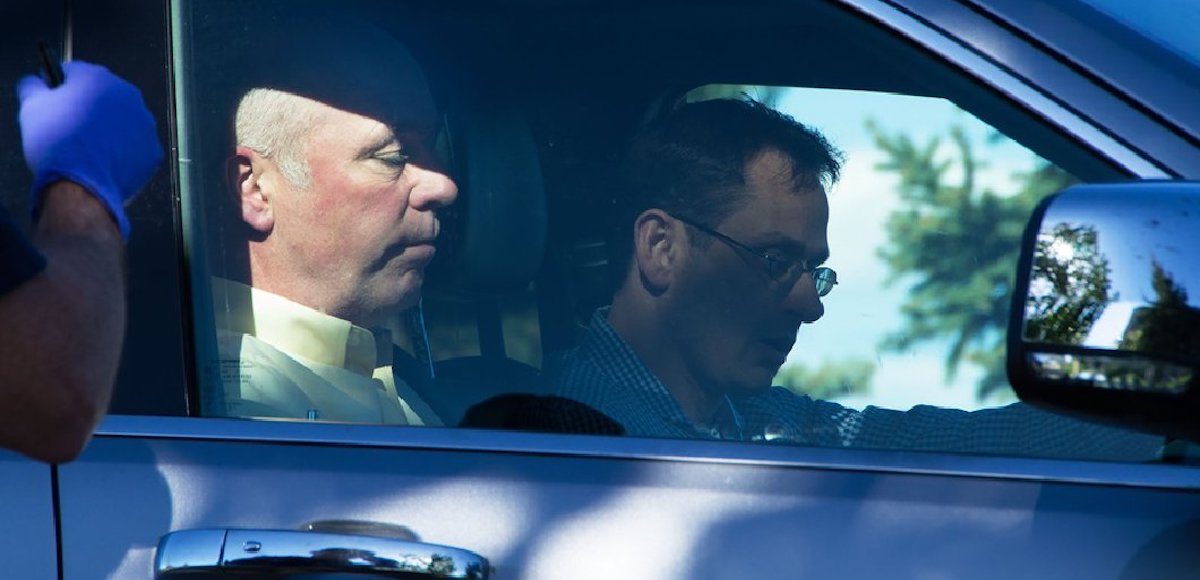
[396,99,551,425]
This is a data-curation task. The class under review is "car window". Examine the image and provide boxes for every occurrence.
[687,85,1071,412]
[173,0,1164,461]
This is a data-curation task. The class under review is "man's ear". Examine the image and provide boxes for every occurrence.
[228,145,275,235]
[631,209,684,292]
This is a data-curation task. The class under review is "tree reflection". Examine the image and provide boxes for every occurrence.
[1024,223,1113,345]
[428,553,457,576]
[1119,261,1200,361]
[869,122,1071,399]
[1026,242,1198,393]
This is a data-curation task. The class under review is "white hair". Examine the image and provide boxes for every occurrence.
[234,88,323,189]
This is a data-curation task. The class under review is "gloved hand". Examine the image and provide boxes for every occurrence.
[18,61,164,240]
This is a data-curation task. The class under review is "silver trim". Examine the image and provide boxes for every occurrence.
[154,528,489,579]
[154,529,226,576]
[170,0,226,417]
[98,415,1199,491]
[837,0,1168,178]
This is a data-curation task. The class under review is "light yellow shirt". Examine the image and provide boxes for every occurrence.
[210,278,437,426]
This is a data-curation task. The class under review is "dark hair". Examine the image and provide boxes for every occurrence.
[608,97,843,288]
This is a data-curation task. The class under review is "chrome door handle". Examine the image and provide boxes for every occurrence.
[155,528,489,578]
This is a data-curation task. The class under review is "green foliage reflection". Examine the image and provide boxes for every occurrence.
[1024,223,1113,346]
[1120,261,1200,361]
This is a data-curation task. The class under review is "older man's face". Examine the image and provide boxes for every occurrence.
[263,99,457,326]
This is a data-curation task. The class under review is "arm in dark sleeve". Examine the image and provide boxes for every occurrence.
[741,386,1162,461]
[2,60,162,463]
[851,401,1164,462]
[0,204,45,295]
[0,183,125,463]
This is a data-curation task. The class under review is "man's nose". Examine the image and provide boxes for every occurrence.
[410,164,458,210]
[782,271,825,324]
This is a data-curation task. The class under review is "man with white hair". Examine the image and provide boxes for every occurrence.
[208,13,457,425]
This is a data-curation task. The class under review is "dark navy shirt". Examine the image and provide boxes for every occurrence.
[0,204,45,295]
[554,307,1164,461]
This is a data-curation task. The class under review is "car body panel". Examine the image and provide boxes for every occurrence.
[882,0,1200,177]
[58,418,1200,578]
[0,451,58,579]
[963,0,1200,154]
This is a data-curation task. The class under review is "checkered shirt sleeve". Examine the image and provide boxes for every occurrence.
[556,308,1164,461]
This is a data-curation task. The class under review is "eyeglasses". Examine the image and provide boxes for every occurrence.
[674,215,838,296]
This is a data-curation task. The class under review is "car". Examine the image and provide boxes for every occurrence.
[1,0,1198,578]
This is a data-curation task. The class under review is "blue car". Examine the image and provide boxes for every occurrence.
[1,0,1197,578]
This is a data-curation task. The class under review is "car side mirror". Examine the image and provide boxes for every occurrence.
[1008,182,1200,441]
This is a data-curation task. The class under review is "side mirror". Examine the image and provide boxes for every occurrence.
[1008,182,1200,441]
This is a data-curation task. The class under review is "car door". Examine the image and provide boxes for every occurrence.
[0,451,57,579]
[54,0,1200,579]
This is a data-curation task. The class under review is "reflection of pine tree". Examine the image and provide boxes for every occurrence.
[870,122,1077,400]
[1149,261,1188,309]
[1119,261,1200,360]
[1024,223,1113,345]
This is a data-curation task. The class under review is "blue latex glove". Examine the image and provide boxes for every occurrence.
[18,61,164,240]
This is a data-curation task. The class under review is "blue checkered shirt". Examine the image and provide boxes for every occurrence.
[553,308,1164,461]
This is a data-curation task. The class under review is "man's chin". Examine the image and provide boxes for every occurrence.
[725,367,779,394]
[391,282,423,313]
[365,274,423,321]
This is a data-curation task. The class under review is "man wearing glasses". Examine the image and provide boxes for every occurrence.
[555,98,1159,458]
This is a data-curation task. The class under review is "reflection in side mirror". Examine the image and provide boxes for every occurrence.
[1008,182,1200,440]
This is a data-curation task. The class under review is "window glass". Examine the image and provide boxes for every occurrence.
[174,0,1164,462]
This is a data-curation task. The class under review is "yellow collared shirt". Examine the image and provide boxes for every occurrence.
[210,278,436,426]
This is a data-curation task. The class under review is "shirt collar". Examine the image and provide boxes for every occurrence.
[585,307,747,440]
[212,277,390,377]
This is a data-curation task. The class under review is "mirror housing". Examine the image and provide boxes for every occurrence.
[1008,182,1200,441]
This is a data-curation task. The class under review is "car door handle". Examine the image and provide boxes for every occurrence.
[155,528,490,578]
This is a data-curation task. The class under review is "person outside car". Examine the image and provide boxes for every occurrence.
[0,60,162,462]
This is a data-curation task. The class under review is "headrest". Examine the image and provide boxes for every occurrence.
[432,102,548,295]
[192,5,435,132]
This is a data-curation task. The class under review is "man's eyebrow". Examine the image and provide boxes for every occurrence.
[754,235,807,253]
[755,235,829,265]
[362,122,439,153]
[358,131,400,157]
